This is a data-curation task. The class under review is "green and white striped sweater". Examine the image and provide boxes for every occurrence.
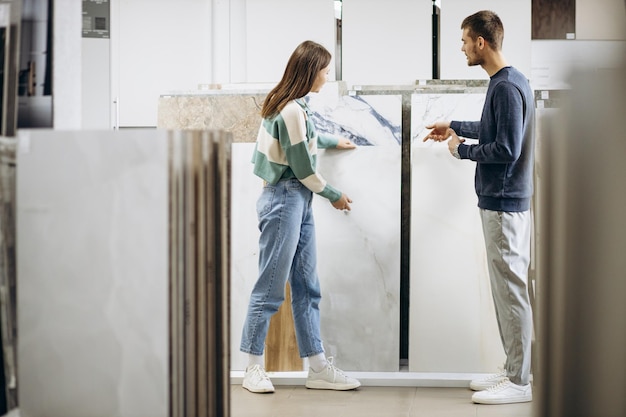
[252,98,341,202]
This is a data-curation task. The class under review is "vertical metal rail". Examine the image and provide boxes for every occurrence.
[431,2,440,80]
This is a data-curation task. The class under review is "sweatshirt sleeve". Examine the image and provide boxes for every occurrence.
[462,82,525,163]
[450,120,481,139]
[317,133,339,149]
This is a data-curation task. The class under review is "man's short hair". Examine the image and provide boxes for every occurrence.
[461,10,504,51]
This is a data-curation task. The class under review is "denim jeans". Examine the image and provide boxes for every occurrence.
[480,209,533,386]
[240,178,324,358]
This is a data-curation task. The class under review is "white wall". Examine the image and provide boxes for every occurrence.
[439,0,532,80]
[106,0,333,126]
[65,0,626,127]
[227,0,247,83]
[111,0,211,127]
[342,0,432,86]
[244,0,335,82]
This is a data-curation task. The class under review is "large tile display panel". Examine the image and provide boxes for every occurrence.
[409,93,505,373]
[314,145,401,371]
[307,91,402,146]
[17,130,169,417]
[231,143,401,372]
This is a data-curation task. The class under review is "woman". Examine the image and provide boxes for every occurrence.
[240,40,360,393]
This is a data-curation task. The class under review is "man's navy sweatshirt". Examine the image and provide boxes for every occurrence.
[451,66,536,212]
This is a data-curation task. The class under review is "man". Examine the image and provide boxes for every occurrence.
[423,10,535,405]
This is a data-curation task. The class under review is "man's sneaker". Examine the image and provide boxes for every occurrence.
[471,378,532,405]
[242,364,275,393]
[305,357,361,391]
[469,370,507,391]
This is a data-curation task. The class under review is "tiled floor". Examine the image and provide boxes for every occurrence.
[231,385,534,417]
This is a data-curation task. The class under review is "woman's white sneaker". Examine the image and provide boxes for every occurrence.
[471,378,532,404]
[305,357,361,391]
[242,364,275,393]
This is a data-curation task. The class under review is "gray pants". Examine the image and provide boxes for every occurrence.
[480,209,533,386]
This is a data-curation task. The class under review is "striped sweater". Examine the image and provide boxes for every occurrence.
[252,98,341,202]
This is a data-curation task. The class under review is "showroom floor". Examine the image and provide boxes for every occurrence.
[231,384,534,417]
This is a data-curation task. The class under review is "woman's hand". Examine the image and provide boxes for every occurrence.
[336,138,356,150]
[331,193,352,211]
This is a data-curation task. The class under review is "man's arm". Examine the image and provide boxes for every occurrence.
[461,83,524,162]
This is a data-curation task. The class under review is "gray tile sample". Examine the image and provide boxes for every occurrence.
[17,129,169,417]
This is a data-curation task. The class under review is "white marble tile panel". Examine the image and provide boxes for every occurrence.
[307,93,402,146]
[409,93,505,373]
[411,93,486,148]
[17,130,169,417]
[314,146,401,371]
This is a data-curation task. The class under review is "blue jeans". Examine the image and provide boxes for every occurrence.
[480,209,533,386]
[240,178,324,358]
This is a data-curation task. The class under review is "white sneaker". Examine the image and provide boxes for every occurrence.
[305,357,361,391]
[471,378,532,404]
[469,370,507,391]
[242,364,275,393]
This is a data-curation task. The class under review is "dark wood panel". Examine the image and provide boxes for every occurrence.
[532,0,576,39]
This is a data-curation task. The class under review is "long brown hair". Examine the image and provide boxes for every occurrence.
[461,10,504,51]
[261,40,331,119]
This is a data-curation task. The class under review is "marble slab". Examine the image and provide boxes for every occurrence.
[158,93,266,143]
[16,130,169,417]
[314,146,401,371]
[306,91,402,146]
[411,93,486,148]
[409,93,505,373]
[230,143,401,372]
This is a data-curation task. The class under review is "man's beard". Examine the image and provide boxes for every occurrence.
[466,46,483,66]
